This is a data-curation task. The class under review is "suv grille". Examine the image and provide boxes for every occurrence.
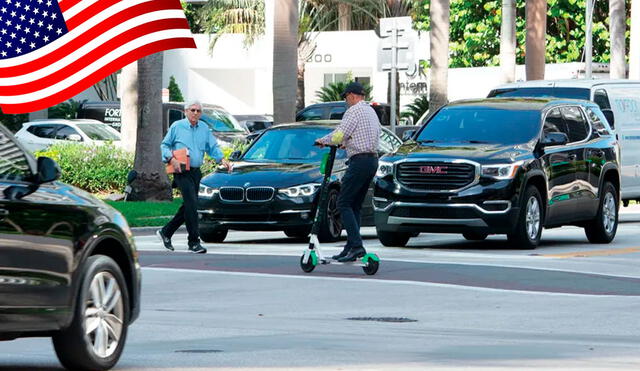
[219,187,244,201]
[246,187,274,202]
[396,162,476,191]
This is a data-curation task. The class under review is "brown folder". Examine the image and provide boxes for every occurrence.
[165,148,190,174]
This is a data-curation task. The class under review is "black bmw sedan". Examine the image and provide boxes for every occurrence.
[0,124,140,370]
[197,122,402,243]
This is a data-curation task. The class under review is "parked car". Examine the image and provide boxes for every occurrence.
[233,114,274,133]
[197,122,402,243]
[296,101,394,127]
[0,123,140,370]
[374,98,620,249]
[488,79,640,206]
[77,101,248,148]
[15,119,122,152]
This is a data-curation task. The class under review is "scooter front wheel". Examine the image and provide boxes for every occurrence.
[362,255,380,275]
[300,252,316,273]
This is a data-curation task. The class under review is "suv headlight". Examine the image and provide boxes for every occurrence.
[279,183,321,197]
[199,184,219,198]
[376,161,394,177]
[481,161,523,180]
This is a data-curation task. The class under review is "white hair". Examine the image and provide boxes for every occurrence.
[184,100,202,110]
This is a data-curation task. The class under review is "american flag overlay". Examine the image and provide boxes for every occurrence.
[0,0,196,113]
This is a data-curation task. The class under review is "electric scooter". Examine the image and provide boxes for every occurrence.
[299,144,380,275]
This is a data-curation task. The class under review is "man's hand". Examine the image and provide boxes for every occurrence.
[221,158,233,172]
[169,157,182,173]
[314,140,325,148]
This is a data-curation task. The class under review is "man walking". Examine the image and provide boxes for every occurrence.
[157,100,232,254]
[315,82,380,262]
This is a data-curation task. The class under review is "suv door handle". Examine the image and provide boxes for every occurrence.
[0,209,8,219]
[568,154,577,161]
[592,150,605,157]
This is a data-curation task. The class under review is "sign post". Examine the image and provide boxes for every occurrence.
[378,17,415,134]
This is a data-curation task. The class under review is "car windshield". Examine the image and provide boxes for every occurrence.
[76,123,121,141]
[416,107,541,145]
[243,127,346,162]
[201,108,246,133]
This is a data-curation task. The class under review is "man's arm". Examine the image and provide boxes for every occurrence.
[206,132,232,171]
[316,109,358,145]
[160,125,175,163]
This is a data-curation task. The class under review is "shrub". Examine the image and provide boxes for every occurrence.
[200,139,248,175]
[35,143,133,193]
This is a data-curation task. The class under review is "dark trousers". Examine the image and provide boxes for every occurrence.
[337,154,378,249]
[162,168,202,246]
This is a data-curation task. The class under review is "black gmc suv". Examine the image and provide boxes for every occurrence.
[374,98,620,249]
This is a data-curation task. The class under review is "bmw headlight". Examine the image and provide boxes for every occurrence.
[481,161,523,180]
[376,161,394,177]
[198,184,219,198]
[279,183,321,197]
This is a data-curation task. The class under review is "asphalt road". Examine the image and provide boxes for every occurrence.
[2,208,640,370]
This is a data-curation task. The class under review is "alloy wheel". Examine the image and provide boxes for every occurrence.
[85,271,124,358]
[602,191,616,234]
[327,191,342,238]
[525,196,541,240]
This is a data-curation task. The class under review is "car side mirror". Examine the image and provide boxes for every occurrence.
[601,109,615,129]
[36,156,61,183]
[402,129,416,142]
[229,151,241,161]
[540,132,568,147]
[67,134,82,142]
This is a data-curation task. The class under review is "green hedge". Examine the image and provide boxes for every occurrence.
[35,143,133,193]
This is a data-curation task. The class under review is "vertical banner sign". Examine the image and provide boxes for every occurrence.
[0,0,196,113]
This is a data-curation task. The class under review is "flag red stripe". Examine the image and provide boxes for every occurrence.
[58,0,84,13]
[66,0,182,31]
[0,1,187,77]
[0,19,190,94]
[0,38,196,113]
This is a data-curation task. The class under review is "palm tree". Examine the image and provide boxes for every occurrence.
[609,0,626,79]
[631,0,640,79]
[272,0,299,123]
[429,0,450,112]
[316,80,373,102]
[128,54,172,201]
[401,95,429,125]
[525,0,546,80]
[500,0,516,83]
[120,62,138,154]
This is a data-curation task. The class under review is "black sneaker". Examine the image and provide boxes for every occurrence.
[156,229,174,251]
[337,246,366,262]
[331,246,350,260]
[188,243,207,254]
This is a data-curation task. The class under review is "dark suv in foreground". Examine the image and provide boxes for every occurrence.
[374,98,620,249]
[0,124,140,370]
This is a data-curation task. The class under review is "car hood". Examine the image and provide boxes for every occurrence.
[201,161,337,188]
[391,141,533,162]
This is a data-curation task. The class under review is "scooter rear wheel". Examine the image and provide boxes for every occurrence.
[362,259,379,275]
[300,254,316,273]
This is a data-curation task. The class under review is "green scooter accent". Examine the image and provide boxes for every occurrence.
[310,250,318,266]
[361,253,380,263]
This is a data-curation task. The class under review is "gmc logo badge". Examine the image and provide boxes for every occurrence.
[420,166,448,174]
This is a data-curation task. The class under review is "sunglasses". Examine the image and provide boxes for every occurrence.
[188,108,202,113]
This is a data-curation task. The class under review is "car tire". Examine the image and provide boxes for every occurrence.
[284,226,312,239]
[318,188,342,243]
[377,229,411,247]
[52,255,130,371]
[585,181,618,244]
[200,228,228,243]
[463,232,488,241]
[507,185,543,249]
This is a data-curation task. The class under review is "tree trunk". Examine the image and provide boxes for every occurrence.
[273,0,299,124]
[500,0,516,83]
[631,0,640,79]
[338,3,352,31]
[129,53,172,201]
[120,62,138,153]
[525,0,546,81]
[610,0,626,79]
[429,0,450,112]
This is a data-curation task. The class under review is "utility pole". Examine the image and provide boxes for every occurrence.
[630,0,640,79]
[585,0,594,78]
[610,0,626,79]
[525,0,546,80]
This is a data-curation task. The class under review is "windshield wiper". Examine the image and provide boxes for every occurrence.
[459,140,491,144]
[416,139,438,143]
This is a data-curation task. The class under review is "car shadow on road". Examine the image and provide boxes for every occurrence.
[0,367,62,371]
[405,237,588,251]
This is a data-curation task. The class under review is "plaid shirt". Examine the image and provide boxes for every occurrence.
[318,101,380,158]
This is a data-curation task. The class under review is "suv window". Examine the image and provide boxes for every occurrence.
[0,130,32,181]
[55,125,81,140]
[298,107,325,121]
[585,107,611,136]
[543,108,568,136]
[329,106,346,119]
[169,109,184,124]
[27,124,61,139]
[561,106,590,143]
[488,87,590,100]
